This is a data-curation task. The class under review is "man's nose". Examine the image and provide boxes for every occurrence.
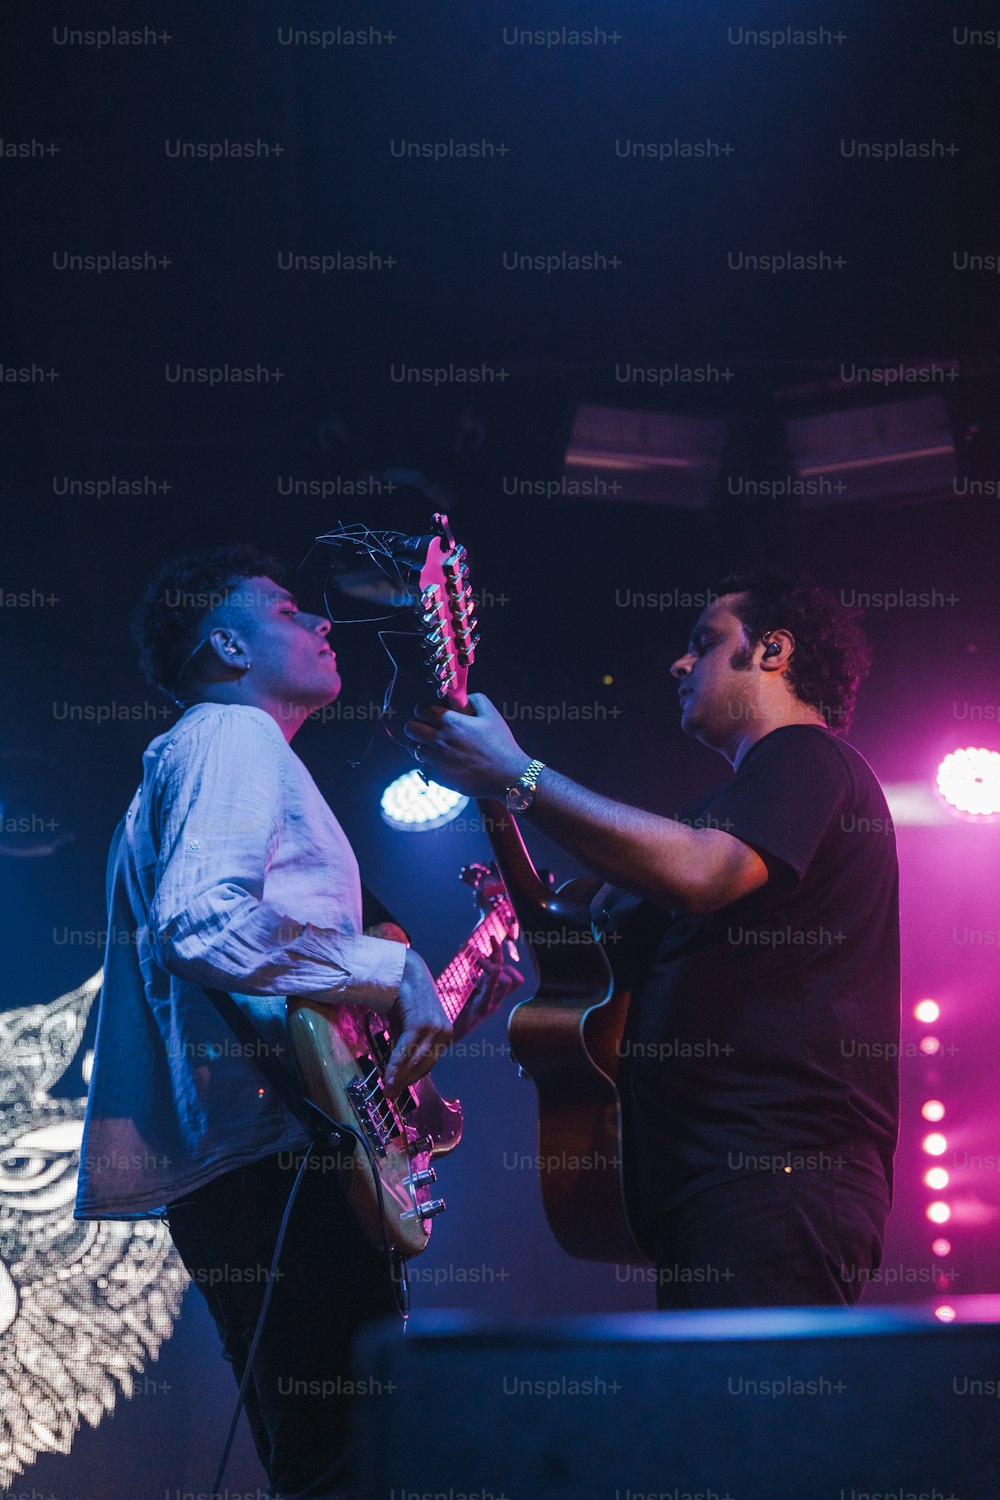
[670,655,693,680]
[307,613,331,637]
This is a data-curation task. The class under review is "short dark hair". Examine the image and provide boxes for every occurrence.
[133,543,286,697]
[714,570,871,733]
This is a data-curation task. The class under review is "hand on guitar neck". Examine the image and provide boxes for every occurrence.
[405,692,533,800]
[451,933,523,1041]
[366,920,522,1077]
[364,918,521,1086]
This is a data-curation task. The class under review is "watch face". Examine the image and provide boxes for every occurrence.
[506,784,533,812]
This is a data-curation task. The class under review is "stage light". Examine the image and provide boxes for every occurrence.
[925,1167,949,1190]
[919,1036,941,1056]
[913,999,940,1024]
[922,1133,948,1156]
[921,1100,945,1122]
[936,746,1000,819]
[934,1305,956,1322]
[927,1201,952,1224]
[380,770,469,831]
[931,1238,952,1257]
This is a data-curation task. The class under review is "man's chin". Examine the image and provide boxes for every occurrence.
[307,673,342,710]
[679,705,711,746]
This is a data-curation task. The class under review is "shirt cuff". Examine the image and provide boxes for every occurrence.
[296,929,407,1010]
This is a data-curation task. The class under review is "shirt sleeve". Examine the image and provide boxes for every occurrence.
[704,726,850,882]
[147,710,406,1008]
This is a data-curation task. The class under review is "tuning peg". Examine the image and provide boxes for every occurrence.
[403,1167,437,1188]
[400,1197,446,1223]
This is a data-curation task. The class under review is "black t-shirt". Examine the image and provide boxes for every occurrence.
[607,724,900,1227]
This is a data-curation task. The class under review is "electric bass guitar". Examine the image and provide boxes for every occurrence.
[287,862,517,1257]
[304,514,648,1263]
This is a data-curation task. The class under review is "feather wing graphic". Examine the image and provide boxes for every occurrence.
[0,973,186,1487]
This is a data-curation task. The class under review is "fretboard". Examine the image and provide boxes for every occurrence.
[435,898,518,1024]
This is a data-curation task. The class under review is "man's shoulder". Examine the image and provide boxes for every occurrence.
[747,724,872,778]
[154,702,283,749]
[144,703,286,778]
[744,724,891,825]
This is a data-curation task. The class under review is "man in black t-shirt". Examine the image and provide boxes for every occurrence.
[406,571,901,1307]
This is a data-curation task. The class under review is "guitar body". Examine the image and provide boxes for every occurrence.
[286,863,517,1259]
[495,856,649,1264]
[286,998,461,1257]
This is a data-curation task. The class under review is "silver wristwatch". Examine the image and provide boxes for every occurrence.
[505,759,546,812]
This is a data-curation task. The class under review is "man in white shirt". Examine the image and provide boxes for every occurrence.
[76,544,515,1500]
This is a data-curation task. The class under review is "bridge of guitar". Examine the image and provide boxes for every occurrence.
[345,1018,420,1159]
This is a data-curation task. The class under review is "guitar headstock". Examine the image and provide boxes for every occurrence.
[415,514,478,707]
[314,513,478,709]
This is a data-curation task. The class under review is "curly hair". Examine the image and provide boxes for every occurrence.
[713,570,872,734]
[132,543,286,698]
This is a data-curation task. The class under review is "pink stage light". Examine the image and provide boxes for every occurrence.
[927,1201,952,1224]
[936,747,1000,818]
[922,1132,948,1156]
[924,1167,949,1189]
[931,1238,952,1257]
[913,999,940,1024]
[934,1304,956,1322]
[921,1100,945,1122]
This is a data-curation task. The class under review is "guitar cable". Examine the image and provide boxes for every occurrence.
[206,1107,409,1500]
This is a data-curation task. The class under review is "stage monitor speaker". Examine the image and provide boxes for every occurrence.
[355,1306,1000,1500]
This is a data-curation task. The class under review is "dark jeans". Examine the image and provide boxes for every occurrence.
[166,1147,399,1500]
[652,1158,890,1310]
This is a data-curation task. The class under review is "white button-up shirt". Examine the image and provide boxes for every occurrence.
[75,702,406,1219]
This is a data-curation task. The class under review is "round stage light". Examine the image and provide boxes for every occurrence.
[919,1036,941,1056]
[922,1132,948,1156]
[936,746,1000,819]
[924,1167,949,1190]
[913,999,940,1024]
[934,1304,956,1323]
[380,770,469,832]
[931,1238,952,1257]
[921,1100,945,1122]
[927,1201,951,1224]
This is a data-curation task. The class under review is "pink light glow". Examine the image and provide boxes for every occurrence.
[927,1201,952,1223]
[922,1133,948,1156]
[936,747,1000,818]
[913,999,940,1024]
[921,1100,945,1122]
[931,1238,952,1256]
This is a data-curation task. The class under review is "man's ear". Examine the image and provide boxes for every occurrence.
[759,629,794,672]
[206,627,249,670]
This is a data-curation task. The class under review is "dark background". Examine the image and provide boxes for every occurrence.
[3,3,1000,1495]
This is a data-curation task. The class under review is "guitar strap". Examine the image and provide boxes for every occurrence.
[200,982,340,1146]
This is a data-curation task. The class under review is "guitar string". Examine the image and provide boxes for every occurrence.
[358,903,517,1105]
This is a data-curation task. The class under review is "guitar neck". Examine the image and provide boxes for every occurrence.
[435,900,516,1025]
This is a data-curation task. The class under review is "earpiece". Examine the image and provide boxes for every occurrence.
[762,639,781,659]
